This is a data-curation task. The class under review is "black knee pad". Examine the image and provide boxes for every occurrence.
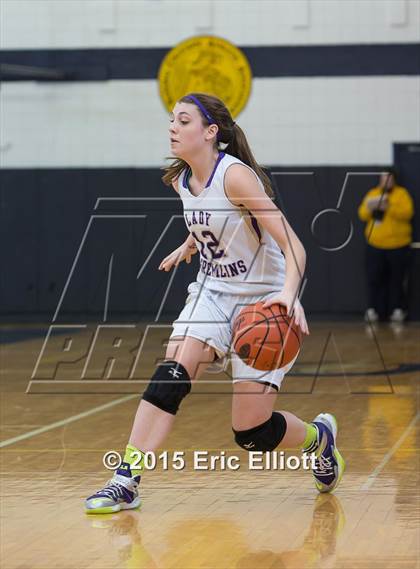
[233,412,287,452]
[142,360,191,415]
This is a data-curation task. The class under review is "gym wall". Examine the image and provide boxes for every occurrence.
[1,0,419,317]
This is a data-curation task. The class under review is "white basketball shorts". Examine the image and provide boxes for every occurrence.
[169,281,299,390]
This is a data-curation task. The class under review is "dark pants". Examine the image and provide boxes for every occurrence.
[365,244,411,320]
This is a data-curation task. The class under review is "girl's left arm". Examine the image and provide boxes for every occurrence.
[225,164,309,335]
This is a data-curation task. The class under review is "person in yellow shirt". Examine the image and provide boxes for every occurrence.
[358,169,414,323]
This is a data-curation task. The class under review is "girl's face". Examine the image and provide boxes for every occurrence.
[169,102,217,158]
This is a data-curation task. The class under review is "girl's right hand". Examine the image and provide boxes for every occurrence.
[158,241,198,272]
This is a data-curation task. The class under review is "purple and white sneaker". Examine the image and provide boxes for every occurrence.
[306,413,345,493]
[85,462,141,514]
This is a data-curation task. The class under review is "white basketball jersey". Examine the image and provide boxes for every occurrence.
[177,152,286,295]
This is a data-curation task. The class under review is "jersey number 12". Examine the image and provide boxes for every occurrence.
[191,230,225,260]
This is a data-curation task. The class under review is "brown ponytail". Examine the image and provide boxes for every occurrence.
[162,93,274,199]
[226,122,274,198]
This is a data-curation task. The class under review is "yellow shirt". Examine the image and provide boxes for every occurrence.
[358,185,414,249]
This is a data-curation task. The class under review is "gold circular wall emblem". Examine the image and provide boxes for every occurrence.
[158,36,252,118]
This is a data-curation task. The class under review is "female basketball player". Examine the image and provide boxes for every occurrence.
[85,93,345,514]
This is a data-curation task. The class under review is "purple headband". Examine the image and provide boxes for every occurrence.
[185,94,216,124]
[185,94,221,141]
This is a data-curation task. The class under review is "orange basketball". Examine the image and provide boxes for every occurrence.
[232,301,302,371]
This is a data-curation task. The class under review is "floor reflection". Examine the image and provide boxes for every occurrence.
[88,494,345,569]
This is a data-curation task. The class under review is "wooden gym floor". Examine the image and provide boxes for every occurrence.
[1,321,419,569]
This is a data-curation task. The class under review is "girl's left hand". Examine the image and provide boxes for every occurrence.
[262,291,309,335]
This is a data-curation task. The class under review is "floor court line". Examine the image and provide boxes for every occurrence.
[0,394,138,448]
[360,411,419,491]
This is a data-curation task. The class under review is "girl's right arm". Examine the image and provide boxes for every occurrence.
[158,234,197,272]
[159,180,198,271]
